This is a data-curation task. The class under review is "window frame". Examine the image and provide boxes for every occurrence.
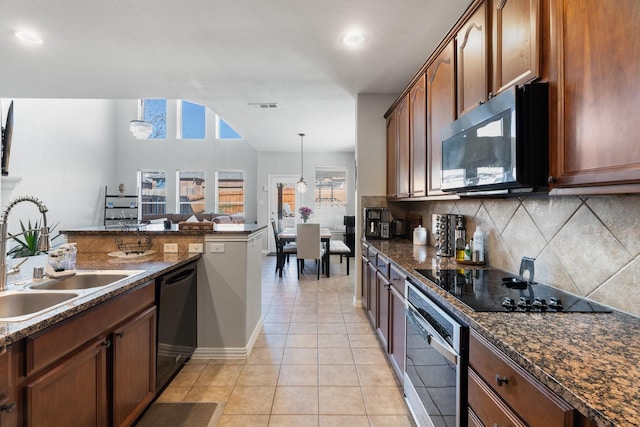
[138,170,168,215]
[215,170,245,215]
[176,170,206,214]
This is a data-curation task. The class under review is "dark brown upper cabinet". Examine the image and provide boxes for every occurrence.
[427,40,456,196]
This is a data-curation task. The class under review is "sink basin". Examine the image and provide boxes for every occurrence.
[30,273,131,291]
[0,291,80,322]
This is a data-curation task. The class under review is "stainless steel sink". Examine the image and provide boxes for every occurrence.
[0,291,80,321]
[30,273,131,291]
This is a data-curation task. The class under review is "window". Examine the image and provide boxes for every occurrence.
[138,171,167,214]
[177,171,206,214]
[143,99,167,139]
[314,167,347,228]
[216,170,244,214]
[216,115,242,140]
[179,100,206,139]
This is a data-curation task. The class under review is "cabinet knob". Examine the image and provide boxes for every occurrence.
[0,401,15,413]
[100,339,111,349]
[115,332,124,338]
[495,374,509,386]
[547,175,557,184]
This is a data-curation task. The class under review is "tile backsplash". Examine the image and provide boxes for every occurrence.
[390,194,640,317]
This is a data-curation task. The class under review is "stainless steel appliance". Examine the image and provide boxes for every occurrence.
[364,208,391,240]
[405,280,468,427]
[414,268,611,313]
[441,82,549,195]
[156,261,197,391]
[432,214,457,257]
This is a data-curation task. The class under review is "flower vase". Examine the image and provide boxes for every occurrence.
[303,218,308,223]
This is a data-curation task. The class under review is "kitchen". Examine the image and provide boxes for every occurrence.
[2,1,640,427]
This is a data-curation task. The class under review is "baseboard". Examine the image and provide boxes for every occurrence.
[191,317,264,360]
[353,296,363,308]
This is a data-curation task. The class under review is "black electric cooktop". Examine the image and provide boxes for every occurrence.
[415,268,611,313]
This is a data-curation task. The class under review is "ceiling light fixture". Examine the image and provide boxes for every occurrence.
[296,133,308,193]
[130,100,153,139]
[15,31,43,45]
[343,30,365,47]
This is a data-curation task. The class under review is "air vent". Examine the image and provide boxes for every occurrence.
[248,102,278,109]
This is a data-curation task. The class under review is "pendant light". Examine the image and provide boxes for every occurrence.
[296,133,308,193]
[130,99,153,139]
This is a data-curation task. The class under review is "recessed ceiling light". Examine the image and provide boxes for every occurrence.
[342,30,365,47]
[15,31,43,45]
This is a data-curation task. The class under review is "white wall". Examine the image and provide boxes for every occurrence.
[256,150,356,249]
[1,99,116,236]
[354,93,398,302]
[112,100,259,223]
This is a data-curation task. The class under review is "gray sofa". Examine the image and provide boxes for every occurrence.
[141,213,245,224]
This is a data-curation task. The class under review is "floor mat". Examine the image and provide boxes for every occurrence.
[135,402,221,427]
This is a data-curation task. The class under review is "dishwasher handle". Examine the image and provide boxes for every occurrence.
[162,267,196,287]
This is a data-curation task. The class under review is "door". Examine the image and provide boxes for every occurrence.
[112,306,156,427]
[26,337,108,427]
[268,175,300,254]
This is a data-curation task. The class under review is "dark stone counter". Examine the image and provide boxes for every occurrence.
[0,252,200,345]
[366,238,639,427]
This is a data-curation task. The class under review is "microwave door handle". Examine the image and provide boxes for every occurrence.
[407,305,458,365]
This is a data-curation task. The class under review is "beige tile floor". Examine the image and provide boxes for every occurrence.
[157,254,416,427]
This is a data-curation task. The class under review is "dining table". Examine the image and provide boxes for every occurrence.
[277,227,332,277]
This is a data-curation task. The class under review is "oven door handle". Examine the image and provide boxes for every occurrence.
[407,306,458,365]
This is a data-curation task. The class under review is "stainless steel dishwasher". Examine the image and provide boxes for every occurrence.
[156,261,197,392]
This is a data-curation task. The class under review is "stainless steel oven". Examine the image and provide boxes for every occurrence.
[405,280,468,427]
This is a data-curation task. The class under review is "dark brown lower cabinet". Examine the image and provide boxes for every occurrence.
[26,338,108,427]
[469,330,575,427]
[17,282,156,427]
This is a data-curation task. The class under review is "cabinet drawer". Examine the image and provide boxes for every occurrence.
[376,254,390,279]
[469,331,574,426]
[26,281,155,377]
[389,263,405,294]
[469,369,526,427]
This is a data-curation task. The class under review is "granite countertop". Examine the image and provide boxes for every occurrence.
[0,252,200,346]
[61,223,266,235]
[365,239,640,427]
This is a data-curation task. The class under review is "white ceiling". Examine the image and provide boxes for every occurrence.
[0,0,472,152]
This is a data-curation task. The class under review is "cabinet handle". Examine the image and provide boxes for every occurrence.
[547,175,557,184]
[100,339,111,349]
[495,374,509,386]
[0,401,15,413]
[115,332,124,338]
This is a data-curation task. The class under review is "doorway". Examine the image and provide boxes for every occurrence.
[268,174,300,254]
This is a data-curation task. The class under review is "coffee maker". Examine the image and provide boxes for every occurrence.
[364,208,391,239]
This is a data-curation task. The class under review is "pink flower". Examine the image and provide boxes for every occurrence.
[298,206,313,218]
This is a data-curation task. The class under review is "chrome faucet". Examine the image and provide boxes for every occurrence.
[0,196,51,290]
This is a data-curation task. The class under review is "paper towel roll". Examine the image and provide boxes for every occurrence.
[413,245,427,262]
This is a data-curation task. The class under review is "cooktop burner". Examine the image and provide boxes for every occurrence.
[414,268,611,313]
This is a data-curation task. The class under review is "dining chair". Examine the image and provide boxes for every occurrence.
[271,220,296,276]
[295,223,325,280]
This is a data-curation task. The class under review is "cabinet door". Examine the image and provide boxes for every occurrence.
[427,40,456,195]
[395,96,411,198]
[360,256,369,309]
[112,306,157,427]
[409,74,427,197]
[386,113,397,198]
[26,338,108,427]
[376,271,390,350]
[367,262,378,326]
[549,0,640,191]
[492,0,540,94]
[389,285,405,382]
[457,0,489,116]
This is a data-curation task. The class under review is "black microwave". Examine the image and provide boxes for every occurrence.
[440,82,549,195]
